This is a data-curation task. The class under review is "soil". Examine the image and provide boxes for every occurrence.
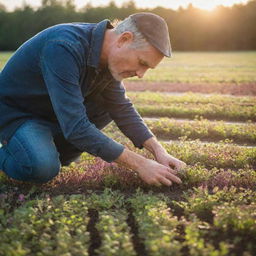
[126,205,148,256]
[124,81,256,96]
[87,208,101,256]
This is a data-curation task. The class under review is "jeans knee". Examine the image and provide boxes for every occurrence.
[31,158,61,183]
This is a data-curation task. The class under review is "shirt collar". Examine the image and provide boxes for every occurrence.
[87,19,113,69]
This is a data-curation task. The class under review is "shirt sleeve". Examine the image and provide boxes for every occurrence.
[40,40,124,162]
[101,80,154,149]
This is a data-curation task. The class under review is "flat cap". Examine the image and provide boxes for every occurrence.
[130,12,172,57]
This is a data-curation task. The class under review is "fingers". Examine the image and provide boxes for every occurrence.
[164,171,182,184]
[150,177,171,187]
[158,176,172,186]
[174,161,187,172]
[152,169,182,187]
[167,156,187,172]
[167,167,178,175]
[154,181,163,187]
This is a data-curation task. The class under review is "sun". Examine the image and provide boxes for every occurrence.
[191,0,248,11]
[194,2,217,11]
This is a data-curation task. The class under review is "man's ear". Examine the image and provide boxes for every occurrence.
[117,31,134,48]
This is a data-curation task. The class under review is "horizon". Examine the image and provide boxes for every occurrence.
[0,0,250,12]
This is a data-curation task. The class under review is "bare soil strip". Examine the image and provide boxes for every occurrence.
[87,209,101,256]
[126,206,148,256]
[125,82,256,96]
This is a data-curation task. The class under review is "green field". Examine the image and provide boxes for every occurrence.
[0,52,256,256]
[1,51,256,84]
[128,92,256,121]
[0,52,13,71]
[127,51,256,84]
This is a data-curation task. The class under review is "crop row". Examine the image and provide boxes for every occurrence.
[127,92,256,105]
[96,209,135,256]
[128,189,255,255]
[1,188,255,256]
[144,118,256,145]
[126,92,256,121]
[163,140,256,169]
[173,187,256,255]
[86,190,135,256]
[135,103,256,122]
[174,186,256,222]
[128,192,182,255]
[104,125,256,170]
[125,81,256,96]
[44,159,255,192]
[0,195,90,256]
[49,127,256,190]
[0,190,135,256]
[55,142,254,188]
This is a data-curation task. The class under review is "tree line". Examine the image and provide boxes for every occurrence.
[0,0,255,51]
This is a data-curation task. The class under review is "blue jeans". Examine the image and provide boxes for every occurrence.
[0,112,112,183]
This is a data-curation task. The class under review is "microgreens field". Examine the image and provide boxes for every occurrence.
[0,52,256,256]
[127,51,256,84]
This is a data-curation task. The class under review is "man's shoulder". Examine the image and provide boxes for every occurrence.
[42,22,96,43]
[47,22,96,32]
[37,22,99,62]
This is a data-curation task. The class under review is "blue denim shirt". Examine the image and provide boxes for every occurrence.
[0,20,153,162]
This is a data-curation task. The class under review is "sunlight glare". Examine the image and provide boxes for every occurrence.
[0,0,249,12]
[189,0,247,11]
[194,2,218,11]
[74,0,249,11]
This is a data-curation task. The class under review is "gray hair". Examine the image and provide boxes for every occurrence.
[113,16,150,50]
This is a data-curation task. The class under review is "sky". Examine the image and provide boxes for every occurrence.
[0,0,250,11]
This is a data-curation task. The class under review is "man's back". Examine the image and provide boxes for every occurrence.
[0,19,144,164]
[0,22,95,140]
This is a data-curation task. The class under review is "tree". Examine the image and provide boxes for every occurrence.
[1,0,256,51]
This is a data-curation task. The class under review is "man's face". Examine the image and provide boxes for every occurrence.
[108,32,164,81]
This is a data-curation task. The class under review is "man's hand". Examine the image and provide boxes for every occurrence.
[155,151,186,173]
[115,148,182,187]
[135,158,182,186]
[143,136,187,173]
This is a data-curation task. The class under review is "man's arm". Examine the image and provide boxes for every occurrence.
[40,41,125,163]
[102,82,186,186]
[102,81,154,148]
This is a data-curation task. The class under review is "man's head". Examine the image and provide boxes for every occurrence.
[105,12,171,81]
